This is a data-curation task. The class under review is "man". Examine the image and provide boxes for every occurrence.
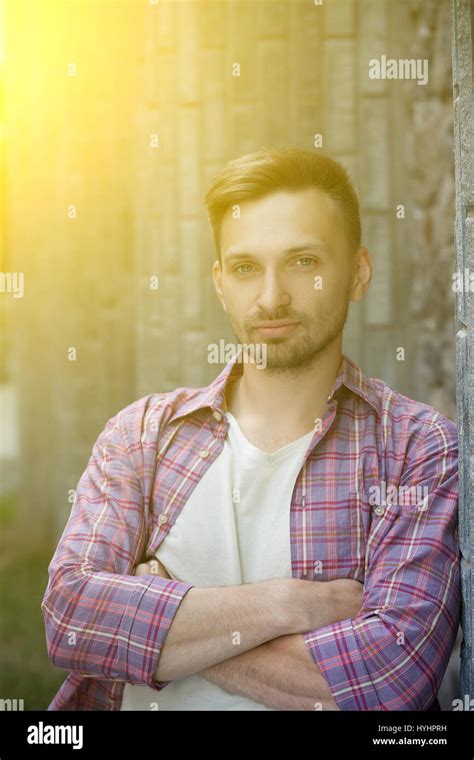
[42,147,460,711]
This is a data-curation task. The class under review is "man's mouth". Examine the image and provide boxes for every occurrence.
[253,320,301,337]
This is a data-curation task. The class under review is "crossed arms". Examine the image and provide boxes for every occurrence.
[133,558,364,710]
[42,408,461,712]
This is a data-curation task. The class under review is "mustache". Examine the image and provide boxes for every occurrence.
[246,312,305,325]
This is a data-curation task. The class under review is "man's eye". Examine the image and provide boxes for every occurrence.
[235,264,255,274]
[294,257,318,267]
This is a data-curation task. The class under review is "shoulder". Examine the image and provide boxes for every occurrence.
[99,385,207,446]
[342,355,457,451]
[366,379,458,469]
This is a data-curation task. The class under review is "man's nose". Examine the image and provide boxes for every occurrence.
[255,271,290,313]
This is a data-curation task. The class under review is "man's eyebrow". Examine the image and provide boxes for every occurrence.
[223,242,330,261]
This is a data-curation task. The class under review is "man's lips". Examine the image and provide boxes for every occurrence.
[254,320,300,328]
[253,320,301,337]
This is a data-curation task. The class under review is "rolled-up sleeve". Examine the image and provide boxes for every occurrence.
[41,407,193,691]
[303,417,461,710]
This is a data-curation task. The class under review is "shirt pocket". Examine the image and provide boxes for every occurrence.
[303,492,364,582]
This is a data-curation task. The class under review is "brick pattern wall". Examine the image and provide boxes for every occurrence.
[3,0,458,556]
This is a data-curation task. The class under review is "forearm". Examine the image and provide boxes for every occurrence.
[43,569,193,682]
[155,578,291,681]
[154,573,363,684]
[199,633,338,711]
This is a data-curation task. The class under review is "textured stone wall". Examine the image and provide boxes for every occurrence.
[451,0,474,704]
[403,0,457,420]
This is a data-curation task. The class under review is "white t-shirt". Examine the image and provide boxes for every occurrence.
[121,411,314,710]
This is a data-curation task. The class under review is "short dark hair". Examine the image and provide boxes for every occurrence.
[204,146,361,261]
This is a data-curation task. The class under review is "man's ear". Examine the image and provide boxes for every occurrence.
[212,259,227,312]
[350,246,372,303]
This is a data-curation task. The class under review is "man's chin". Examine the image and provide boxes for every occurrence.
[258,345,322,373]
[233,328,328,371]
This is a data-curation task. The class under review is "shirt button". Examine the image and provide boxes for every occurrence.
[374,506,385,517]
[158,514,168,525]
[199,449,210,459]
[213,411,222,422]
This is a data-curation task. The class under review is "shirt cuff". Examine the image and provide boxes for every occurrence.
[126,575,194,691]
[303,618,382,710]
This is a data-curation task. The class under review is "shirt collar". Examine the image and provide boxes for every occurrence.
[169,347,382,423]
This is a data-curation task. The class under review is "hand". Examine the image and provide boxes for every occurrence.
[133,557,171,579]
[277,576,364,633]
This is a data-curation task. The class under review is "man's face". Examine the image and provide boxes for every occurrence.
[212,187,369,375]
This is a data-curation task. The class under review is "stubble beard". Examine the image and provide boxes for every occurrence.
[227,300,350,377]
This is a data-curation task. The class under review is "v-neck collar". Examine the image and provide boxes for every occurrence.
[225,410,315,465]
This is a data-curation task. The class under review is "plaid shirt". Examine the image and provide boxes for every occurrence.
[42,352,461,711]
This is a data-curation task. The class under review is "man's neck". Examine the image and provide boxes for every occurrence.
[224,340,343,435]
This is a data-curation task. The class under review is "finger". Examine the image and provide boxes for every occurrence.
[133,562,151,577]
[148,559,170,577]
